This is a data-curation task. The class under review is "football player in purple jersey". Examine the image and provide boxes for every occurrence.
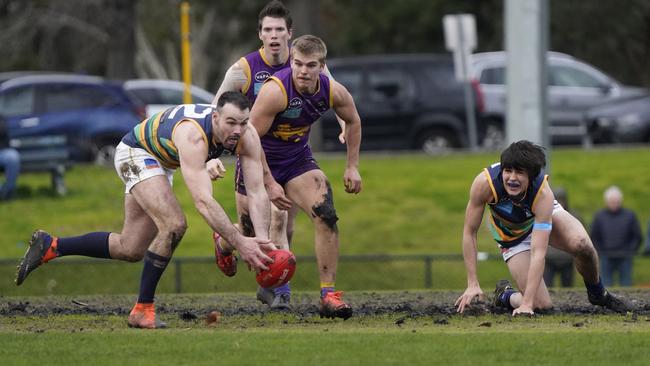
[247,35,362,319]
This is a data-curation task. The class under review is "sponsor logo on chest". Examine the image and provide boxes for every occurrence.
[254,71,271,83]
[281,97,303,118]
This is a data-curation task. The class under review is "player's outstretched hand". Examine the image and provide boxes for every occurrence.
[267,180,292,210]
[512,305,535,317]
[455,285,485,313]
[206,158,226,180]
[236,237,274,272]
[343,167,362,194]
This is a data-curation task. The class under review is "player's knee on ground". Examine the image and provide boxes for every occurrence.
[534,296,553,310]
[240,213,255,237]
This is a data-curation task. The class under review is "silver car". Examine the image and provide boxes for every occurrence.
[124,79,215,117]
[471,51,646,145]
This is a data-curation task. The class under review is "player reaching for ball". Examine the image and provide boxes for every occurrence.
[455,140,633,315]
[15,92,276,329]
[256,249,296,288]
[245,34,362,320]
[209,0,348,311]
[210,34,362,319]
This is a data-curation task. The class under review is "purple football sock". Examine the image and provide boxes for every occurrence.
[321,287,335,298]
[274,283,291,296]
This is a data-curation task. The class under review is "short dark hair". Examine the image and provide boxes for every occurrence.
[500,140,546,179]
[216,91,250,112]
[258,0,292,31]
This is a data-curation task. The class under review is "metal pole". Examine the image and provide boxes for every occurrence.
[180,1,193,104]
[456,17,478,150]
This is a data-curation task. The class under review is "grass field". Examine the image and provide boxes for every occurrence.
[1,147,650,296]
[2,290,650,365]
[3,317,650,365]
[3,147,650,365]
[2,147,650,259]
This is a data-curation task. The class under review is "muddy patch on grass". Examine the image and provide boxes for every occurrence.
[2,289,649,319]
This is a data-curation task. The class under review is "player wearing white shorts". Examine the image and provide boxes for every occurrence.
[455,140,632,315]
[15,92,275,329]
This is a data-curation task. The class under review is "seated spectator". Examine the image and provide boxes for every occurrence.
[0,115,20,201]
[590,186,642,287]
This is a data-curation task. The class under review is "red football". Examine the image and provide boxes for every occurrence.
[256,249,296,288]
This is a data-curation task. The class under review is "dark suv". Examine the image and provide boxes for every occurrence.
[0,74,145,164]
[320,54,483,153]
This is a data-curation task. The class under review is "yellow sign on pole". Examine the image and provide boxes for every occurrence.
[180,1,192,104]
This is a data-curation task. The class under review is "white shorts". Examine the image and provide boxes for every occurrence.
[499,200,565,262]
[114,142,175,193]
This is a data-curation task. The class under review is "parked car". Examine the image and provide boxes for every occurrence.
[471,51,647,145]
[320,53,484,153]
[0,71,73,85]
[0,74,146,164]
[585,95,650,144]
[124,79,214,117]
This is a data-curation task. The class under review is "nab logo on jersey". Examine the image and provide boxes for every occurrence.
[289,97,303,109]
[254,71,271,83]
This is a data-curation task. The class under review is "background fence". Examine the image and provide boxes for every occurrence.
[4,254,650,297]
[1,253,509,296]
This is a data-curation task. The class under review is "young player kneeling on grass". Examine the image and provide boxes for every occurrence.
[455,140,632,315]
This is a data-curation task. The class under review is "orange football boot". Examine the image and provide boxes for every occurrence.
[15,230,59,286]
[127,303,167,329]
[319,291,353,320]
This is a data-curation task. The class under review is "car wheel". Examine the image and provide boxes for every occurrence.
[94,142,116,167]
[482,121,505,150]
[417,129,458,154]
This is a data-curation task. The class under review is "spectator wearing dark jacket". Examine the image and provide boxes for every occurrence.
[590,186,642,286]
[0,115,20,200]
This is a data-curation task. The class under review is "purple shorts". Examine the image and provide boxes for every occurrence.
[235,151,320,195]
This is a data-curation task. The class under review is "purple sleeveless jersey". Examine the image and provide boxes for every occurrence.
[261,67,333,162]
[235,67,333,194]
[240,48,291,104]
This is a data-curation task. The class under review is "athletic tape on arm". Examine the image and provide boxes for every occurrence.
[533,222,552,231]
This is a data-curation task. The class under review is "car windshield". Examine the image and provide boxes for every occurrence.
[128,86,212,105]
[549,65,606,88]
[0,86,35,116]
[41,84,119,113]
[479,66,505,85]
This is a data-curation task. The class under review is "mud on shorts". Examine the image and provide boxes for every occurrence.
[499,200,565,262]
[235,151,320,195]
[114,141,175,194]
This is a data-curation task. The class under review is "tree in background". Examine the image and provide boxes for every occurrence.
[0,0,648,88]
[550,0,650,87]
[0,0,136,78]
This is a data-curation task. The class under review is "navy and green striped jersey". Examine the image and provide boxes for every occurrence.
[122,104,234,169]
[484,162,548,248]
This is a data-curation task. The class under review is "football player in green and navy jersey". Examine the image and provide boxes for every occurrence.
[455,140,632,315]
[16,92,275,329]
